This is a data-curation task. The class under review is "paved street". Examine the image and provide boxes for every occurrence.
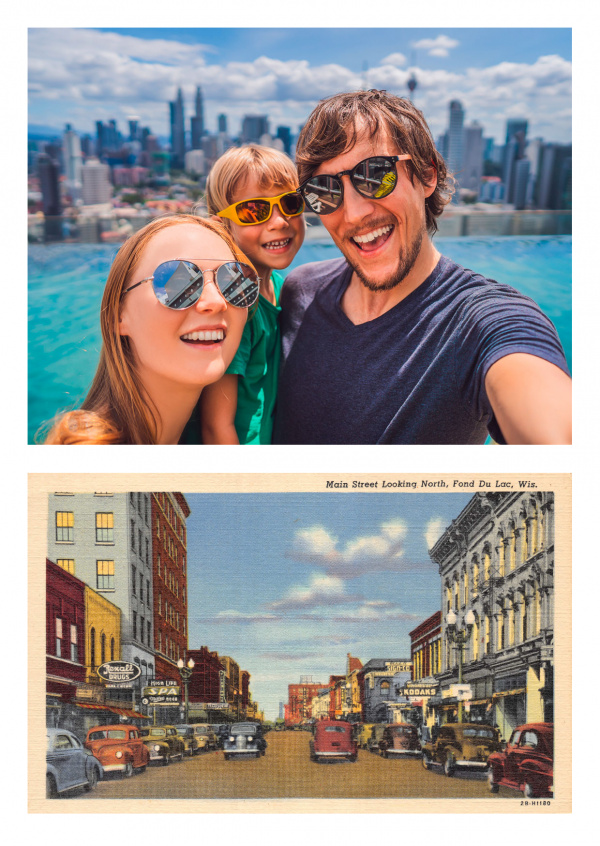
[76,730,518,800]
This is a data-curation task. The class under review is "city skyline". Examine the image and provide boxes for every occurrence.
[185,492,472,720]
[28,28,572,145]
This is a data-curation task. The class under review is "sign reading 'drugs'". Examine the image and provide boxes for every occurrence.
[97,661,141,685]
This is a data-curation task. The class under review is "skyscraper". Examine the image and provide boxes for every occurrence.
[218,114,228,134]
[81,158,112,205]
[191,86,205,150]
[37,152,62,241]
[446,100,465,186]
[169,87,186,168]
[461,123,484,193]
[63,124,83,199]
[242,115,269,144]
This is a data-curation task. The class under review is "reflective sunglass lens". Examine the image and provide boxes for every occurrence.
[302,176,343,215]
[280,192,305,216]
[216,262,259,308]
[353,157,397,198]
[236,200,271,224]
[153,260,203,309]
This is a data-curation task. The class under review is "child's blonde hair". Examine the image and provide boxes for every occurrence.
[205,144,299,220]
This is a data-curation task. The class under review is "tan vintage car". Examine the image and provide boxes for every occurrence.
[141,725,185,765]
[177,725,201,756]
[356,723,376,750]
[422,722,502,776]
[189,723,219,751]
[85,725,149,777]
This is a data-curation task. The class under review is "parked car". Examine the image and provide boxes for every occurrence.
[176,725,201,756]
[223,722,267,760]
[487,723,553,798]
[140,725,185,764]
[215,724,232,748]
[422,723,502,776]
[85,724,149,776]
[310,719,358,763]
[356,723,376,750]
[379,723,421,758]
[47,727,103,798]
[189,723,219,751]
[366,723,387,754]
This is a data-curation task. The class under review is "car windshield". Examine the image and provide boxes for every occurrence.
[324,726,347,733]
[106,730,127,739]
[391,727,413,735]
[462,728,495,739]
[194,725,209,733]
[148,729,166,737]
[88,731,107,740]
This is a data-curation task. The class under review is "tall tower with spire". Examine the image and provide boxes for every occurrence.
[407,51,418,101]
[169,87,186,169]
[191,86,205,150]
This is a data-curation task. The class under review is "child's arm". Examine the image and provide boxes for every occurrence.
[200,375,240,444]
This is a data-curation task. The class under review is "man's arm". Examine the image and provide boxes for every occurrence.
[485,353,572,444]
[200,374,240,445]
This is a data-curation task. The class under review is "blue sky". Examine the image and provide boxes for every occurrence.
[28,27,572,144]
[184,491,472,720]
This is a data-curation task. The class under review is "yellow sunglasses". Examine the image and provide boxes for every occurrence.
[217,190,305,226]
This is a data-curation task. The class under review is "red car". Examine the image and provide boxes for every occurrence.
[309,720,357,763]
[487,723,553,798]
[85,725,150,777]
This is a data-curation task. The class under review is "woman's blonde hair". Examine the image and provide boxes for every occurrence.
[205,145,299,222]
[45,214,252,444]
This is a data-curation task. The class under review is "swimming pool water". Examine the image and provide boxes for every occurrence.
[28,236,571,444]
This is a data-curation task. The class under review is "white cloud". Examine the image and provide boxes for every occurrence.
[425,517,446,551]
[381,53,408,67]
[412,35,460,57]
[287,519,420,578]
[268,573,361,611]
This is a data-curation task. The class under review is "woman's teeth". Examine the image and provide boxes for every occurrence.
[181,330,224,341]
[352,224,393,245]
[263,238,292,250]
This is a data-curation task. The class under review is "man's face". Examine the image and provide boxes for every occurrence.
[312,127,436,291]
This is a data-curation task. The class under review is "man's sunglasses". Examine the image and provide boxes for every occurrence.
[217,190,305,226]
[299,154,412,215]
[121,259,260,309]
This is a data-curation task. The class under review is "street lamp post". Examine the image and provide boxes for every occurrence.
[177,657,195,724]
[446,609,475,723]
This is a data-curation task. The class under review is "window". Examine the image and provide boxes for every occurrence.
[70,624,78,662]
[55,511,74,542]
[156,516,160,538]
[110,637,115,661]
[147,620,151,645]
[146,579,150,608]
[100,633,106,664]
[140,616,145,644]
[145,538,149,565]
[140,572,144,603]
[138,529,142,558]
[97,560,115,590]
[131,565,137,595]
[90,627,96,667]
[133,611,137,640]
[95,512,114,543]
[55,617,62,657]
[57,559,75,574]
[158,594,162,615]
[131,519,135,551]
[157,554,161,577]
[380,680,390,698]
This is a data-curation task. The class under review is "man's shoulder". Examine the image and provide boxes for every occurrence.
[437,254,540,312]
[284,256,349,291]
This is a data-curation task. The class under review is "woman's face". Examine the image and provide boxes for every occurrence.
[119,223,248,392]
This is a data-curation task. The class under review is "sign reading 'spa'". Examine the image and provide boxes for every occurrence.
[97,661,141,683]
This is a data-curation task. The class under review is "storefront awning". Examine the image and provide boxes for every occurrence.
[75,702,150,719]
[492,687,526,699]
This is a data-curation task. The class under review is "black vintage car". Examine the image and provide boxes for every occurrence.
[222,723,267,760]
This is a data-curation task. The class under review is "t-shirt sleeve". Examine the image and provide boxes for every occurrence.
[226,319,252,377]
[455,284,570,431]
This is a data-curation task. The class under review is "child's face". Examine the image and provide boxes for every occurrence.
[227,176,305,280]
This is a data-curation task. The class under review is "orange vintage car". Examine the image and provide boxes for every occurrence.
[85,725,149,777]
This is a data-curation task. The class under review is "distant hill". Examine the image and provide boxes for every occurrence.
[28,124,64,140]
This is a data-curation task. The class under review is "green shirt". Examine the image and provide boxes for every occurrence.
[179,271,283,445]
[225,270,284,445]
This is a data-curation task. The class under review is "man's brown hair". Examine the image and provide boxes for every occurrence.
[296,89,454,234]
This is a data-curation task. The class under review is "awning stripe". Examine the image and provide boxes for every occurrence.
[74,702,150,718]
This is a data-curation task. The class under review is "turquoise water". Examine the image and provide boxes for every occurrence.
[28,236,571,444]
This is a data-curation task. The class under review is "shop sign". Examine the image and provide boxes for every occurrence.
[385,661,412,673]
[142,686,181,705]
[401,684,438,697]
[97,661,141,684]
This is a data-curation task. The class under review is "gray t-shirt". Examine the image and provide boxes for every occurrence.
[273,255,569,445]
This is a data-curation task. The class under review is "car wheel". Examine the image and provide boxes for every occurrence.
[136,765,147,774]
[444,753,456,777]
[422,753,431,771]
[224,754,230,761]
[46,774,57,799]
[85,767,98,791]
[523,782,537,799]
[349,755,357,763]
[488,769,499,793]
[381,749,388,759]
[123,761,133,778]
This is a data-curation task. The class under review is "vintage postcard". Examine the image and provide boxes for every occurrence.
[29,472,571,814]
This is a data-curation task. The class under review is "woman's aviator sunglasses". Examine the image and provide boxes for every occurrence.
[217,190,305,226]
[299,154,412,215]
[121,259,260,309]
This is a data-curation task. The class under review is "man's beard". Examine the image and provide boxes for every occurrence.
[344,225,425,292]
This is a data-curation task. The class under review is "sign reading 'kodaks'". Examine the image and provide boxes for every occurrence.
[401,684,438,697]
[97,661,141,683]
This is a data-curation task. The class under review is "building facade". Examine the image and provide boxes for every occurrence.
[287,678,324,725]
[429,491,555,738]
[358,659,413,723]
